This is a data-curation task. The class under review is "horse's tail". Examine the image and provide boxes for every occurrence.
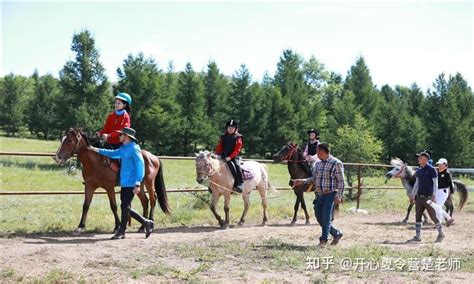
[155,158,171,215]
[260,163,276,192]
[453,180,468,211]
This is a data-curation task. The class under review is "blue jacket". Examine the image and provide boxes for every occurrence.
[98,142,145,188]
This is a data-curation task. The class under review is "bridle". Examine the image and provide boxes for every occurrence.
[196,155,226,178]
[280,143,306,163]
[392,164,406,178]
[56,131,85,163]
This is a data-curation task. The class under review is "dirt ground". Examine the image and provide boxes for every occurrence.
[1,212,473,283]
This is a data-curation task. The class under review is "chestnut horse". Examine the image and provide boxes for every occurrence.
[54,128,170,234]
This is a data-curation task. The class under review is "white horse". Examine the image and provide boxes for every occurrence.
[195,150,272,228]
[385,158,468,224]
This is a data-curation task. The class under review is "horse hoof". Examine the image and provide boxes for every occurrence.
[261,222,267,227]
[305,221,311,225]
[73,228,84,236]
[220,222,230,229]
[237,222,244,227]
[401,219,408,224]
[218,220,225,227]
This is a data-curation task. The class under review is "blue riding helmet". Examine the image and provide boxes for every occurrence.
[115,93,132,105]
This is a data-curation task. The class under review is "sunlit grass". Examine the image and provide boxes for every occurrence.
[1,135,472,235]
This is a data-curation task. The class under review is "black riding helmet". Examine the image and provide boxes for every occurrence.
[307,128,320,138]
[226,119,239,128]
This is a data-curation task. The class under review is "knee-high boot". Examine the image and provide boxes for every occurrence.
[129,208,154,238]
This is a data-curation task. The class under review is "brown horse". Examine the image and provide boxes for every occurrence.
[53,128,170,234]
[273,142,314,225]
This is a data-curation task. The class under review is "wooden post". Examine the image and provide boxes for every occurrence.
[356,165,362,209]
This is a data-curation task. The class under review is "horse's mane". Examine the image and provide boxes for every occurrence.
[66,128,92,146]
[293,144,312,176]
[390,157,416,186]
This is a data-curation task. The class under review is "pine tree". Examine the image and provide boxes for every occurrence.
[176,63,212,155]
[58,30,111,132]
[204,61,230,130]
[344,56,380,120]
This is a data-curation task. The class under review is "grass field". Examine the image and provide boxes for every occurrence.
[1,135,473,235]
[1,136,473,282]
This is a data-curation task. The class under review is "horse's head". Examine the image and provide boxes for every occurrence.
[385,158,408,179]
[195,150,214,184]
[273,142,298,162]
[53,128,87,165]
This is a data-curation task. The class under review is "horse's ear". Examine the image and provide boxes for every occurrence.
[195,153,199,157]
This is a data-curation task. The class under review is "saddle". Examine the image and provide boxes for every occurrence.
[101,156,121,186]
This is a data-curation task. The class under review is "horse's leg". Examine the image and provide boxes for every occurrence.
[300,190,311,225]
[402,202,414,224]
[147,179,157,228]
[238,194,250,226]
[258,186,269,226]
[75,186,95,235]
[445,195,454,217]
[136,184,149,233]
[223,193,231,229]
[105,186,120,233]
[210,191,224,227]
[290,189,300,225]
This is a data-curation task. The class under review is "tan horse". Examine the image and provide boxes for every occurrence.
[195,150,272,228]
[54,128,170,234]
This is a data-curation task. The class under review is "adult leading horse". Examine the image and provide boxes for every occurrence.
[385,158,468,223]
[195,150,272,228]
[273,142,314,225]
[54,128,170,234]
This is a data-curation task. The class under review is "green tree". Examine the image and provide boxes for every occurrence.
[204,61,230,131]
[0,74,33,136]
[424,73,474,166]
[176,63,212,155]
[27,71,62,139]
[261,74,297,156]
[344,56,380,120]
[58,30,111,132]
[274,49,310,140]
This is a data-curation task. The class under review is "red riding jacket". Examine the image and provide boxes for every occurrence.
[98,112,131,145]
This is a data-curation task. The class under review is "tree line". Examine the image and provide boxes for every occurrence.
[1,30,473,167]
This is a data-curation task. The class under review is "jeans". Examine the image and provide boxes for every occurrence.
[313,191,342,241]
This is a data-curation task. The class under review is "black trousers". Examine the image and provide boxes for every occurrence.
[119,187,147,232]
[226,157,243,186]
[415,195,439,224]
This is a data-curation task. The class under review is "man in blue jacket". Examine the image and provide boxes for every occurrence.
[88,127,154,239]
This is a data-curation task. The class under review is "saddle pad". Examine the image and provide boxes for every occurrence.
[241,168,254,180]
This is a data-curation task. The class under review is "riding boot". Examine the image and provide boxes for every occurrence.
[129,208,154,238]
[233,159,244,193]
[111,208,128,239]
[226,161,242,193]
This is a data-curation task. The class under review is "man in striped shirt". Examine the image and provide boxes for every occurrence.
[292,143,344,247]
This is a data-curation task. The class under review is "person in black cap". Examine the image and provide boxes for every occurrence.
[215,120,244,193]
[88,127,154,239]
[408,150,444,242]
[303,128,320,169]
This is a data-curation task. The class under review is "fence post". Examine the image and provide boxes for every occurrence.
[356,165,362,209]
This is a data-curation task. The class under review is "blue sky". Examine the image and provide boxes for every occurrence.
[2,1,473,91]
